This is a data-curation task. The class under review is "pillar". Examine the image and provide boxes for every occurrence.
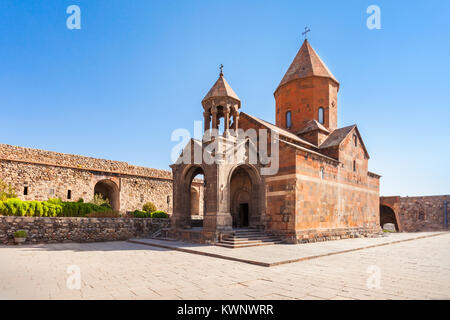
[223,105,230,136]
[203,111,211,132]
[233,107,239,131]
[211,106,218,130]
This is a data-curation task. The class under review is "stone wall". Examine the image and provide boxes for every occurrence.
[0,216,170,245]
[381,195,449,232]
[0,143,177,213]
[0,144,172,179]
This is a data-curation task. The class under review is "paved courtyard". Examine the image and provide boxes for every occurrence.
[0,232,449,300]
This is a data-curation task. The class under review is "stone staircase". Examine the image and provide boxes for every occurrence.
[216,228,284,248]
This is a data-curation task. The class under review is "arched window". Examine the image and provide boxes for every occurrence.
[318,107,324,124]
[286,111,292,129]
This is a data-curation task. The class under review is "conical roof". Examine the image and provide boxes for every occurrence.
[276,40,338,91]
[202,73,240,102]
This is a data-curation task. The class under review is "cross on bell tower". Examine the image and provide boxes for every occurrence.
[302,26,311,40]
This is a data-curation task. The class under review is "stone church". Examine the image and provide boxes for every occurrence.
[171,39,381,244]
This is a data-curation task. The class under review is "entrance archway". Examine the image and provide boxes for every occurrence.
[94,179,120,211]
[229,165,261,228]
[380,205,399,231]
[178,165,206,229]
[190,187,200,216]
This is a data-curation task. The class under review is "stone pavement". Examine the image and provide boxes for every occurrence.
[0,232,449,300]
[129,232,445,266]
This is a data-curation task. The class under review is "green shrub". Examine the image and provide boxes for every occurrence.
[0,198,112,218]
[151,211,169,219]
[3,198,22,216]
[100,202,112,209]
[142,202,157,213]
[14,230,27,238]
[41,200,63,217]
[60,201,112,217]
[77,198,84,203]
[131,210,152,218]
[47,198,62,205]
[0,201,6,214]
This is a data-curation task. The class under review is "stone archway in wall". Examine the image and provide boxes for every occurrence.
[380,205,399,231]
[229,165,261,229]
[94,179,120,212]
[174,165,206,229]
[190,187,200,216]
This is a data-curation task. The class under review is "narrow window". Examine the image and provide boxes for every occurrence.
[286,111,292,129]
[353,134,358,147]
[24,186,28,196]
[67,190,72,200]
[320,167,325,179]
[318,107,324,124]
[353,160,356,172]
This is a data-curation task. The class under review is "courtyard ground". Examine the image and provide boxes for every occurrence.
[0,232,449,300]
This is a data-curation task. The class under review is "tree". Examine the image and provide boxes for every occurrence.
[90,193,110,207]
[143,202,157,213]
[0,179,17,201]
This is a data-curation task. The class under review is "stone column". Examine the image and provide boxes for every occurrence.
[203,111,211,132]
[233,108,239,132]
[211,106,218,131]
[223,105,230,137]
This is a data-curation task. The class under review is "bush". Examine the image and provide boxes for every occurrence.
[47,198,62,205]
[131,210,152,218]
[0,201,6,214]
[14,230,27,238]
[151,211,169,219]
[2,198,39,216]
[0,198,168,219]
[60,202,112,217]
[142,202,156,213]
[77,198,84,203]
[0,198,112,217]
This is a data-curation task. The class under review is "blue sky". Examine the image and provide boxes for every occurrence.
[0,0,449,196]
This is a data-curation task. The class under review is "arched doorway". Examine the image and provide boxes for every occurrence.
[190,187,200,216]
[229,165,261,228]
[380,205,399,231]
[180,165,206,229]
[94,179,120,212]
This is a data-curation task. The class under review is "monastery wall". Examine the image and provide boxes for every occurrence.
[0,144,175,213]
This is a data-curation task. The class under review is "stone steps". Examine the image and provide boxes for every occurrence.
[216,228,283,248]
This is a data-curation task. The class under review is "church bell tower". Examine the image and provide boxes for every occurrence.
[201,66,241,138]
[274,39,340,134]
